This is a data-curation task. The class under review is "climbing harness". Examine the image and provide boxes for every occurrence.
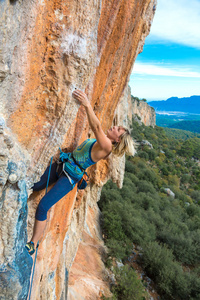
[27,156,53,300]
[59,148,89,190]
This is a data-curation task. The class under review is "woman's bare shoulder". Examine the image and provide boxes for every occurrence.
[91,141,112,162]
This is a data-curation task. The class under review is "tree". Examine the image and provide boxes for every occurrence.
[112,265,146,300]
[179,138,200,159]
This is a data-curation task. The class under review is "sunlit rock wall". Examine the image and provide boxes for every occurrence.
[114,85,156,127]
[0,0,156,299]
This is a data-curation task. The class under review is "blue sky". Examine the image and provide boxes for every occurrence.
[129,0,200,101]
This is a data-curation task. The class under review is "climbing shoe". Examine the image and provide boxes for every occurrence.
[25,241,35,255]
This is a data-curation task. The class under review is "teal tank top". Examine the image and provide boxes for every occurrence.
[71,138,96,169]
[61,139,97,181]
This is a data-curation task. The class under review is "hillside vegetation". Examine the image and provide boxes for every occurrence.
[164,127,200,140]
[169,120,200,134]
[99,121,200,300]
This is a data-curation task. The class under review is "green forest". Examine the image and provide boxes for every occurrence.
[164,128,200,140]
[169,120,200,133]
[100,120,200,300]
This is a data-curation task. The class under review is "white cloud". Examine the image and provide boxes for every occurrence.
[132,62,200,78]
[150,0,200,48]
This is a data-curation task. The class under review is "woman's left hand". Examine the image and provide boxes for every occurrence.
[72,89,90,108]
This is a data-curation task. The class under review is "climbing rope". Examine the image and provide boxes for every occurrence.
[46,156,53,194]
[28,156,53,300]
[28,241,39,300]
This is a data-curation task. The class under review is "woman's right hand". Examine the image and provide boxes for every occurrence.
[72,89,90,108]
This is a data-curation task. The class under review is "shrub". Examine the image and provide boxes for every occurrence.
[164,148,175,159]
[155,156,163,166]
[137,150,149,160]
[141,242,175,293]
[125,160,137,173]
[194,266,200,276]
[125,172,139,185]
[112,265,146,300]
[137,180,156,194]
[120,185,136,201]
[120,208,156,244]
[186,204,200,218]
[161,166,169,176]
[157,230,194,264]
[138,168,158,185]
[106,238,132,260]
[102,210,125,241]
[100,189,122,209]
[122,177,137,193]
[171,187,191,203]
[136,193,158,212]
[148,149,158,161]
[167,174,179,186]
[140,242,197,299]
[181,174,191,184]
[137,160,147,169]
[191,190,200,203]
[146,208,164,231]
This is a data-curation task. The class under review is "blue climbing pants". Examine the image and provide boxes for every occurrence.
[33,162,78,221]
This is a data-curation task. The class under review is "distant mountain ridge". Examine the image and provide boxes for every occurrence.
[148,95,200,113]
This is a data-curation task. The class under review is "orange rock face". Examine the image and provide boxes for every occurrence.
[0,0,156,299]
[68,207,112,300]
[92,0,155,132]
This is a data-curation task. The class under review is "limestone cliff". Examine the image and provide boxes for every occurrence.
[0,0,156,299]
[115,86,156,128]
[131,96,156,127]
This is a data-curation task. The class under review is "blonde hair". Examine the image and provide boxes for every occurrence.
[112,127,137,157]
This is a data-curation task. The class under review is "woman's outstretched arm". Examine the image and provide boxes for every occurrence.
[72,89,100,132]
[72,90,112,153]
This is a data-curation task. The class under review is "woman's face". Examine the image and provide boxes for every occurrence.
[107,126,125,142]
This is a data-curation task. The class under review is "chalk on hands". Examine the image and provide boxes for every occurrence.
[72,89,84,98]
[72,89,89,107]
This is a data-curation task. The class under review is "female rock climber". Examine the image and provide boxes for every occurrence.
[26,89,136,255]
